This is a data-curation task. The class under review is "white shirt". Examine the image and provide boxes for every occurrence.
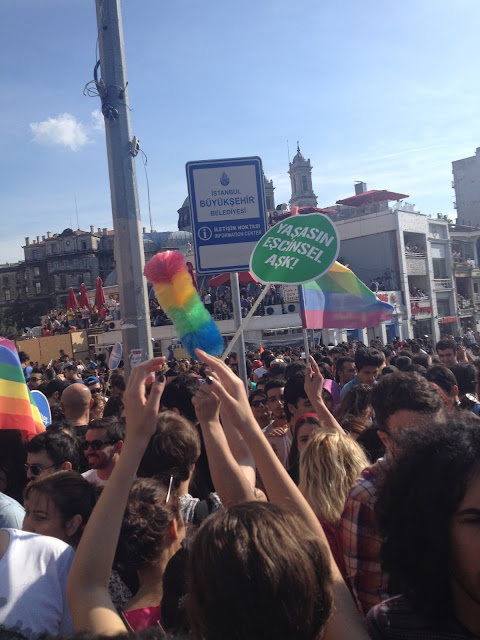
[0,528,74,637]
[82,468,108,484]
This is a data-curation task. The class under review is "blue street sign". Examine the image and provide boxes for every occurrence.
[186,156,268,274]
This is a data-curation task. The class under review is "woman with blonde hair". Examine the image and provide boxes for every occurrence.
[299,431,369,581]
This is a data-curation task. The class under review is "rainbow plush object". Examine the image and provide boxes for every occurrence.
[144,251,224,358]
[0,337,45,438]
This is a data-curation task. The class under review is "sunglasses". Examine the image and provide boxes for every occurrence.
[251,399,267,407]
[24,462,57,477]
[82,439,117,451]
[88,387,103,394]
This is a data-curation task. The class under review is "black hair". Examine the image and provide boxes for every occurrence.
[376,416,480,625]
[87,416,125,442]
[284,361,307,380]
[371,371,444,431]
[450,363,477,396]
[161,374,201,423]
[425,365,458,395]
[436,338,457,353]
[283,375,307,423]
[137,411,201,487]
[334,356,355,384]
[44,378,70,400]
[25,430,83,471]
[354,347,385,372]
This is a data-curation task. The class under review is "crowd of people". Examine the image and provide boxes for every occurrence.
[39,297,121,336]
[2,334,480,638]
[404,242,426,254]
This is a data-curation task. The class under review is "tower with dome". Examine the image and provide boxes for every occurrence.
[288,143,318,208]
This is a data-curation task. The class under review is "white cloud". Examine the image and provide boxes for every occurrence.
[30,113,89,151]
[91,109,104,131]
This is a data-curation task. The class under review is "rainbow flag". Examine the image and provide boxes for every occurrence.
[299,262,394,329]
[0,337,45,438]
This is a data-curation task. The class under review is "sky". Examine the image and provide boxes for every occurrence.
[1,0,479,264]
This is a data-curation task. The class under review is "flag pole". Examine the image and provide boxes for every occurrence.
[222,285,270,360]
[302,329,310,362]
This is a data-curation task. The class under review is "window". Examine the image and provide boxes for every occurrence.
[35,282,41,295]
[52,261,58,270]
[63,260,68,269]
[60,275,66,289]
[32,250,38,259]
[5,289,10,301]
[25,286,28,295]
[82,241,87,250]
[437,300,450,317]
[266,196,272,210]
[302,175,308,191]
[51,243,57,254]
[33,266,40,276]
[3,276,9,286]
[433,259,447,279]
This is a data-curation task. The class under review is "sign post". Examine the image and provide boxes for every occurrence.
[186,156,268,275]
[186,156,268,390]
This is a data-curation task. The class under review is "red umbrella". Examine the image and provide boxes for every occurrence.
[94,277,106,309]
[67,287,78,310]
[79,283,91,309]
[207,271,259,287]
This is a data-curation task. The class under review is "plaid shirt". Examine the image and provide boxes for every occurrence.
[340,454,391,616]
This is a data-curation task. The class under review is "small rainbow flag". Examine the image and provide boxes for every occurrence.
[0,337,45,438]
[299,262,394,329]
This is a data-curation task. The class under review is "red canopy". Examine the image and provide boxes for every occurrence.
[79,283,91,309]
[67,287,78,310]
[336,189,409,207]
[207,271,259,287]
[94,277,106,309]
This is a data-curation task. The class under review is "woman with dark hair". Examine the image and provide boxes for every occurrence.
[23,470,97,548]
[367,416,480,638]
[115,478,184,631]
[334,383,373,438]
[287,414,322,484]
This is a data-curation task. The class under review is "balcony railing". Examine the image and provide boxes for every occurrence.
[405,251,426,258]
[433,278,452,290]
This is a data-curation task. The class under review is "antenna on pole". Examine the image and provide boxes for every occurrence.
[287,140,291,164]
[74,194,80,230]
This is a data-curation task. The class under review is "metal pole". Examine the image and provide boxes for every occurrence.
[229,272,248,391]
[94,0,152,377]
[302,329,310,362]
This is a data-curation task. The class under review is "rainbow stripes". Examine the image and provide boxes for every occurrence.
[144,251,223,358]
[299,262,394,329]
[0,337,45,438]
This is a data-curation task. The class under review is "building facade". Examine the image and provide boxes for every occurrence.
[452,147,480,227]
[324,185,457,342]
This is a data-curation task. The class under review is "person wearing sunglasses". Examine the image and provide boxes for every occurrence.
[25,431,83,483]
[84,376,104,398]
[248,391,271,430]
[81,417,125,485]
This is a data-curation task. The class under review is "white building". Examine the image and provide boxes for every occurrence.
[326,184,457,343]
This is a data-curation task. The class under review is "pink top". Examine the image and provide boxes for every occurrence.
[122,605,161,631]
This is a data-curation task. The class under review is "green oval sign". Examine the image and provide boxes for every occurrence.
[250,213,339,284]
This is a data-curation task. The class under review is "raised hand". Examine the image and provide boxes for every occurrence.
[304,355,325,404]
[123,357,166,444]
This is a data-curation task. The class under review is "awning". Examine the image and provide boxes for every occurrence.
[336,190,409,207]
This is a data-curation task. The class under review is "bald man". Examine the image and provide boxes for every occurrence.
[60,383,92,437]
